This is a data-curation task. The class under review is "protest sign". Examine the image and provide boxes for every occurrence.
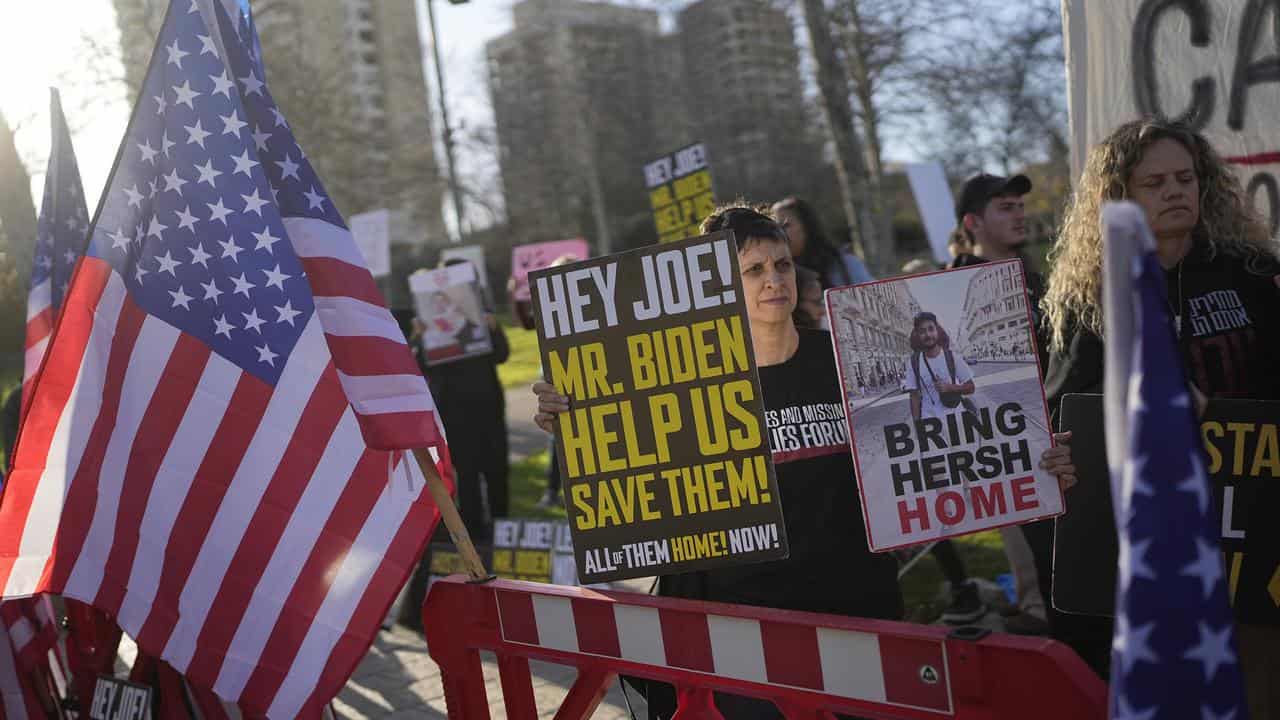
[409,263,493,365]
[530,231,787,583]
[348,208,392,278]
[1053,395,1280,625]
[511,238,590,303]
[89,676,152,720]
[904,163,956,265]
[1064,0,1280,233]
[427,518,578,587]
[828,261,1062,551]
[643,142,716,244]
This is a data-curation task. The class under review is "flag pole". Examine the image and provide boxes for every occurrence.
[411,448,491,582]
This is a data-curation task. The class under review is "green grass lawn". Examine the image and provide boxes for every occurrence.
[497,323,543,390]
[505,448,1010,620]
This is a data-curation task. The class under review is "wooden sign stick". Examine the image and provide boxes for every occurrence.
[412,447,491,582]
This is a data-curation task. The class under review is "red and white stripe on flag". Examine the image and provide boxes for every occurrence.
[496,588,954,714]
[22,280,53,412]
[0,257,447,717]
[0,622,45,720]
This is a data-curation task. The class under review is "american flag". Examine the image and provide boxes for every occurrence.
[3,87,87,720]
[0,595,65,718]
[1101,203,1247,719]
[22,89,89,412]
[0,0,450,716]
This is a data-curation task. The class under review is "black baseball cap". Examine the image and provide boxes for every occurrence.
[913,311,938,329]
[955,173,1032,221]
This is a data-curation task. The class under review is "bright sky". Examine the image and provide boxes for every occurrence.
[0,0,519,218]
[0,0,131,209]
[903,270,970,340]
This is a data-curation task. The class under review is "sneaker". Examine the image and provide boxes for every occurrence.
[1003,611,1050,636]
[535,489,561,509]
[940,581,986,625]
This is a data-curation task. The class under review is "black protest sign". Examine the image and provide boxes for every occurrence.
[89,676,153,720]
[530,231,787,583]
[643,143,716,244]
[1052,395,1280,625]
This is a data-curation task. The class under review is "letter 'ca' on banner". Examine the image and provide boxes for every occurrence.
[1064,0,1280,235]
[528,231,788,584]
[827,260,1063,551]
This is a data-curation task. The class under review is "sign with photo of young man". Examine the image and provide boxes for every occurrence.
[827,261,1063,550]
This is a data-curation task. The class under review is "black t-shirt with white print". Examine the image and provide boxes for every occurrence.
[659,329,902,620]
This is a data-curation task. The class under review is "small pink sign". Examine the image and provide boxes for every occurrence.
[510,239,589,301]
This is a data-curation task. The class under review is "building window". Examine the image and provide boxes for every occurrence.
[359,29,375,44]
[362,52,378,65]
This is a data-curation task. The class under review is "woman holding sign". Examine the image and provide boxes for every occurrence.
[1040,118,1280,712]
[534,205,901,719]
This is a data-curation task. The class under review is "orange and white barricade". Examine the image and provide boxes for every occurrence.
[423,576,1107,719]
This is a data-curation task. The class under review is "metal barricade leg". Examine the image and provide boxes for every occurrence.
[497,654,539,720]
[552,667,615,720]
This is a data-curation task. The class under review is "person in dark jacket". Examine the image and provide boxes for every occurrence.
[533,205,901,719]
[1038,118,1280,716]
[947,172,1053,635]
[416,258,511,542]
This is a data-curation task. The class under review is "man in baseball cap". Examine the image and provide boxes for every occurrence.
[948,172,1053,638]
[949,173,1032,267]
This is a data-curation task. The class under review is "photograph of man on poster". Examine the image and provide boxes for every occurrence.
[827,261,1060,550]
[904,311,976,422]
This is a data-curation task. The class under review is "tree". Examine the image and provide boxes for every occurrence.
[797,0,881,271]
[0,111,38,379]
[918,0,1068,179]
[0,111,38,282]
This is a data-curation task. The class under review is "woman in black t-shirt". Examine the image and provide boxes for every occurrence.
[533,205,901,719]
[1038,119,1280,715]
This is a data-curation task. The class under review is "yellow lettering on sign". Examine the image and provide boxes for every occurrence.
[1250,424,1280,477]
[649,185,673,210]
[1202,422,1224,473]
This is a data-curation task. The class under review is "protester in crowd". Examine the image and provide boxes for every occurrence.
[947,172,1055,635]
[772,196,873,289]
[1039,118,1280,712]
[534,204,901,719]
[792,265,826,329]
[416,258,511,541]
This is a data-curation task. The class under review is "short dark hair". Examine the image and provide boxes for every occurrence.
[913,311,939,329]
[700,202,789,251]
[909,312,950,352]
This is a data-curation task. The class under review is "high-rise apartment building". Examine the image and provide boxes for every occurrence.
[677,0,823,205]
[112,0,446,245]
[487,0,664,252]
[488,0,826,251]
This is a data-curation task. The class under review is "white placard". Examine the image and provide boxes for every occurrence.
[409,263,493,366]
[905,162,957,265]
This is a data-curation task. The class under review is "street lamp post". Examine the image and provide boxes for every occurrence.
[423,0,468,244]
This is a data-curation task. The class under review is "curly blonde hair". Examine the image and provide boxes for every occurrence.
[1042,118,1279,351]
